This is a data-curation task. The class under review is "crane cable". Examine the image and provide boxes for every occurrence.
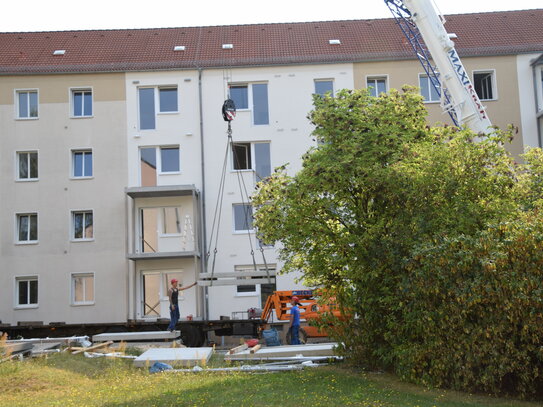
[206,129,230,285]
[206,99,272,286]
[231,134,271,284]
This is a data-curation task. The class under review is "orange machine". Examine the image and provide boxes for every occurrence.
[259,289,341,343]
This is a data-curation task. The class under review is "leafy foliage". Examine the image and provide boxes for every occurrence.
[252,87,543,398]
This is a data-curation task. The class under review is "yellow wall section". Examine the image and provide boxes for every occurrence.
[0,73,126,104]
[354,55,524,157]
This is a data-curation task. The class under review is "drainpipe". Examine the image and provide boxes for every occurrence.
[198,67,209,320]
[533,64,543,148]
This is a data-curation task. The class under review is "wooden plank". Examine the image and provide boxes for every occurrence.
[72,341,113,355]
[249,344,261,354]
[227,343,248,355]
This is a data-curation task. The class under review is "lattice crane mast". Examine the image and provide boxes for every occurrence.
[384,0,493,134]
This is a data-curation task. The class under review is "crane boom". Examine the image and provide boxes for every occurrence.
[385,0,493,134]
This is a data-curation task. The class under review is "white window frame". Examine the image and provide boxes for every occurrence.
[71,209,94,242]
[15,89,39,119]
[231,142,252,172]
[15,212,38,244]
[314,79,334,97]
[158,146,181,174]
[137,85,179,130]
[418,73,440,103]
[228,83,250,111]
[70,87,93,118]
[16,150,39,181]
[71,149,93,179]
[233,203,254,234]
[365,75,389,97]
[71,272,95,305]
[472,69,498,101]
[235,264,276,297]
[158,86,179,114]
[14,275,39,309]
[228,82,269,125]
[139,145,181,177]
[231,141,271,174]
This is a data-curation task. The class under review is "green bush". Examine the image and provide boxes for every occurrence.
[394,213,543,397]
[253,87,543,399]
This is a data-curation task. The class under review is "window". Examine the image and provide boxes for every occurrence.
[16,90,38,118]
[16,277,38,307]
[252,83,269,125]
[140,146,180,178]
[72,150,93,178]
[229,83,269,125]
[16,213,38,243]
[229,85,249,109]
[138,86,178,130]
[366,76,387,97]
[72,273,94,305]
[473,71,496,101]
[232,143,250,170]
[160,147,180,172]
[71,89,92,117]
[159,87,178,112]
[314,80,334,97]
[233,204,254,233]
[17,151,38,180]
[72,210,93,240]
[232,142,271,182]
[419,74,440,102]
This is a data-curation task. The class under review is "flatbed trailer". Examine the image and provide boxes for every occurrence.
[0,318,264,347]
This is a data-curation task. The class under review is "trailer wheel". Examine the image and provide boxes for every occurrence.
[180,325,205,347]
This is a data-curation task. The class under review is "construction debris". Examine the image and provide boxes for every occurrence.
[84,352,137,359]
[227,343,248,355]
[170,364,306,373]
[0,341,33,356]
[134,347,213,368]
[224,342,338,361]
[72,341,113,355]
[92,331,180,342]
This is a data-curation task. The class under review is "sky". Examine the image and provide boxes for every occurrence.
[1,0,542,32]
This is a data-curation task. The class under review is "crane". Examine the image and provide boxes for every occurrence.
[384,0,493,134]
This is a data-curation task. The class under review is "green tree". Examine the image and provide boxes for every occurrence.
[252,87,543,398]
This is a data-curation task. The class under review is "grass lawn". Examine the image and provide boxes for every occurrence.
[0,353,540,407]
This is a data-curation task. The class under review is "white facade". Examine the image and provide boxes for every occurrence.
[122,64,354,321]
[200,64,354,319]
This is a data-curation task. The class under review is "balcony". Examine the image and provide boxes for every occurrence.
[126,185,201,260]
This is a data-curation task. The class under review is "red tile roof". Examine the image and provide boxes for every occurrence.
[0,9,542,74]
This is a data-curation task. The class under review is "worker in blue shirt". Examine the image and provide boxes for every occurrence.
[289,296,301,345]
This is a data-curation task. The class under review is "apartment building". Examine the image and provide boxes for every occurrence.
[1,9,542,327]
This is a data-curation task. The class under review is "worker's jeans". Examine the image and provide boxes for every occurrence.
[168,304,180,331]
[290,325,300,345]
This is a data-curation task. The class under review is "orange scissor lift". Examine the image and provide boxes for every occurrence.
[259,289,341,343]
